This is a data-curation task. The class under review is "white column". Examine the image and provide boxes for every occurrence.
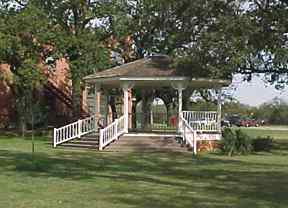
[217,89,222,132]
[171,81,187,134]
[123,88,129,133]
[178,87,183,133]
[122,81,134,133]
[94,84,101,132]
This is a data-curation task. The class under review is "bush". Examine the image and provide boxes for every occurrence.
[220,128,252,156]
[252,136,273,152]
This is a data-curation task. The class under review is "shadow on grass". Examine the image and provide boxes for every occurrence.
[273,139,288,155]
[1,146,288,207]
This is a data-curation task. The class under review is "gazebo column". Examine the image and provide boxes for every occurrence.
[217,88,222,132]
[100,89,112,125]
[178,87,183,132]
[121,81,134,133]
[171,82,187,133]
[93,83,101,131]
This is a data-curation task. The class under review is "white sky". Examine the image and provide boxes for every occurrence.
[231,75,288,106]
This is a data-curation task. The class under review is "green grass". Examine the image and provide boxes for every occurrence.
[1,134,288,208]
[234,126,288,140]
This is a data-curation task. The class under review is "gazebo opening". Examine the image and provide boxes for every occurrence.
[133,97,176,132]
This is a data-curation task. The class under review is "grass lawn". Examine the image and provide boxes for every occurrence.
[1,132,288,208]
[235,126,288,140]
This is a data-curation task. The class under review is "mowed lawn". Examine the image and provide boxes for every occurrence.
[1,129,288,208]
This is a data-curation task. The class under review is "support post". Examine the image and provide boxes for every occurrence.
[94,84,101,132]
[121,81,134,133]
[53,128,57,148]
[171,81,187,134]
[78,119,82,138]
[115,119,119,140]
[123,88,129,133]
[178,87,183,133]
[217,89,222,132]
[99,129,103,150]
[193,132,197,155]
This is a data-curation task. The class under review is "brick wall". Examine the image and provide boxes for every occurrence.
[0,64,14,128]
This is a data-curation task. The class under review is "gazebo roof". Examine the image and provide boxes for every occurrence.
[84,55,177,79]
[83,55,231,89]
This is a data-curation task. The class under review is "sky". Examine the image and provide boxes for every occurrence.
[230,75,288,106]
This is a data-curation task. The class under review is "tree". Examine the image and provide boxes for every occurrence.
[32,0,122,118]
[123,0,287,83]
[0,1,50,134]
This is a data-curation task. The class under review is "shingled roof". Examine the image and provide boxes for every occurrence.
[83,55,231,89]
[84,55,177,80]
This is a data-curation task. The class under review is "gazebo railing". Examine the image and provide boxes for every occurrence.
[182,111,220,132]
[53,115,96,147]
[180,114,197,154]
[99,115,126,150]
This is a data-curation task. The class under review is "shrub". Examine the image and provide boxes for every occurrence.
[220,128,252,156]
[252,136,273,152]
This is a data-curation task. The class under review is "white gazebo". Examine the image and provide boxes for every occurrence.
[53,55,231,154]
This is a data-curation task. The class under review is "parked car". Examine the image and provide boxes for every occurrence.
[221,119,231,127]
[238,119,259,127]
[226,115,241,126]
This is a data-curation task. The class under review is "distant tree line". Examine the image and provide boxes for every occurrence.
[189,97,288,125]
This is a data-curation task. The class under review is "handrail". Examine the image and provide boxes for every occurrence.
[99,115,126,150]
[182,111,220,132]
[53,115,96,147]
[180,114,197,155]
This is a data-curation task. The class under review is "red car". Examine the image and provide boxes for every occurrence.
[238,119,259,127]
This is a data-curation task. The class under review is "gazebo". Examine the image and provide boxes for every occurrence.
[53,55,231,154]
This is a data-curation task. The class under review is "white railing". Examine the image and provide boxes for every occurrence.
[180,114,197,155]
[182,111,220,132]
[99,115,127,150]
[53,115,96,147]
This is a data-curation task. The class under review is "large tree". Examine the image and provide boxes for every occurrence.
[32,0,122,118]
[0,1,51,133]
[122,0,287,82]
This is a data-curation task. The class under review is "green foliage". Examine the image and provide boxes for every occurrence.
[221,128,253,156]
[0,2,50,132]
[255,98,288,125]
[33,0,118,117]
[252,136,273,152]
[124,0,288,82]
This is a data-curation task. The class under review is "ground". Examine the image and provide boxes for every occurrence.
[0,127,288,208]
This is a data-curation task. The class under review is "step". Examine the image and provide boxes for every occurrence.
[60,143,98,149]
[104,145,190,152]
[57,135,191,153]
[69,140,99,145]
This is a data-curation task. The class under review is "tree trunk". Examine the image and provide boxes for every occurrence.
[141,90,153,131]
[183,90,192,111]
[108,95,117,121]
[132,101,137,129]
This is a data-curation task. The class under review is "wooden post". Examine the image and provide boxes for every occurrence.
[123,88,129,133]
[94,84,101,132]
[178,87,183,133]
[171,81,187,134]
[115,119,119,140]
[53,128,57,148]
[121,81,134,134]
[99,129,103,150]
[193,132,197,155]
[217,89,222,132]
[78,119,82,138]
